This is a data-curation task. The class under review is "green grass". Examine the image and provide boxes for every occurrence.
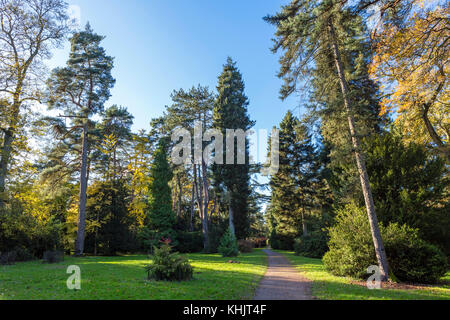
[276,250,450,300]
[0,249,267,300]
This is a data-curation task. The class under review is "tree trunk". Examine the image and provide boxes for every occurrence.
[75,121,89,256]
[201,159,210,250]
[177,174,182,218]
[0,128,14,208]
[229,198,235,237]
[301,206,308,236]
[328,18,389,281]
[190,180,195,232]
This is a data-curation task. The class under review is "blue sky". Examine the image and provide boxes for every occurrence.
[48,0,303,137]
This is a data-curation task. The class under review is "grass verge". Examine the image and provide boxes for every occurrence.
[275,250,450,300]
[0,249,267,300]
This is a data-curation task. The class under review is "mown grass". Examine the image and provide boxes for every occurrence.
[0,249,267,300]
[276,250,450,300]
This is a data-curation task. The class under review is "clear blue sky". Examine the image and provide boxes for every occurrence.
[48,0,303,135]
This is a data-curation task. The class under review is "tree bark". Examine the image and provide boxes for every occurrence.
[328,18,389,281]
[0,128,14,208]
[74,121,89,256]
[201,159,210,250]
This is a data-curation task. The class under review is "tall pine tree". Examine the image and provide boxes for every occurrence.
[46,23,115,255]
[265,0,390,280]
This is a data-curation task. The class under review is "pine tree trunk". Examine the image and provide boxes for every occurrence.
[201,159,210,250]
[177,174,182,217]
[75,121,89,256]
[328,18,389,281]
[190,180,195,232]
[301,206,308,236]
[229,201,235,236]
[0,128,14,208]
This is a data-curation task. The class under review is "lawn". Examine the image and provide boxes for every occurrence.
[276,250,450,300]
[0,249,267,300]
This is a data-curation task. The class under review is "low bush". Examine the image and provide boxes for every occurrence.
[269,231,294,250]
[42,250,64,263]
[175,231,204,253]
[0,251,17,265]
[237,239,254,253]
[145,240,193,281]
[294,230,329,258]
[383,223,448,283]
[323,203,448,283]
[218,228,239,257]
[249,237,267,248]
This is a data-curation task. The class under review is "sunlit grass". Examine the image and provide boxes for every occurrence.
[0,249,267,300]
[276,250,450,300]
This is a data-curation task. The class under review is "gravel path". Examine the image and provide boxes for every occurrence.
[253,249,313,300]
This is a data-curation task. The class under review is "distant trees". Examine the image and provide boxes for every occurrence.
[268,111,330,250]
[46,24,115,256]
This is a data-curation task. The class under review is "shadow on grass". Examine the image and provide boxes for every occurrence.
[0,250,268,300]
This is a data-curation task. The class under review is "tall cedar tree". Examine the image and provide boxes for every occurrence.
[265,0,389,280]
[147,138,176,242]
[47,23,115,256]
[212,58,254,240]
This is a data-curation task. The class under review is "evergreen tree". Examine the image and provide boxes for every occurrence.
[46,23,115,255]
[265,0,390,280]
[212,57,254,240]
[147,138,176,243]
[269,111,326,249]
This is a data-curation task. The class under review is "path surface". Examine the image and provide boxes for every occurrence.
[253,249,313,300]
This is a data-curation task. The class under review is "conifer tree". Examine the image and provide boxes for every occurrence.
[147,138,176,242]
[265,0,390,280]
[46,23,115,256]
[212,58,254,239]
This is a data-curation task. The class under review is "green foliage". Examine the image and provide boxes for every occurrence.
[0,206,62,259]
[84,180,136,255]
[218,228,239,257]
[212,57,254,240]
[383,223,448,284]
[365,132,450,256]
[145,243,193,281]
[323,203,448,283]
[237,239,254,253]
[175,231,204,253]
[42,250,64,264]
[146,138,176,245]
[294,231,329,259]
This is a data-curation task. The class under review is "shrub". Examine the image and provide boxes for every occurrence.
[323,203,448,283]
[383,223,448,283]
[0,208,62,259]
[323,204,375,279]
[269,231,294,250]
[218,228,239,257]
[294,230,329,258]
[42,250,64,263]
[175,231,204,253]
[145,240,193,281]
[249,237,267,248]
[237,239,254,253]
[0,251,17,265]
